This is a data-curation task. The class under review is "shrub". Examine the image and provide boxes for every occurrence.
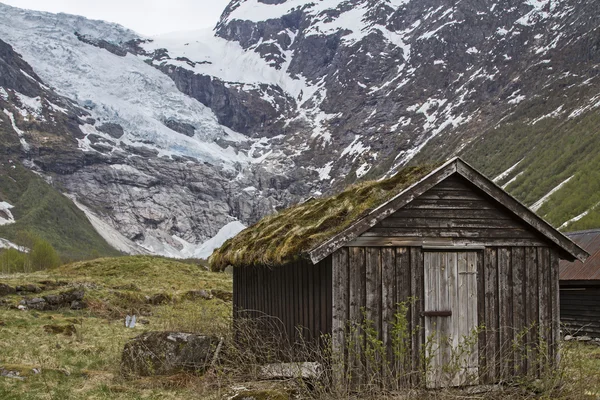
[29,238,61,270]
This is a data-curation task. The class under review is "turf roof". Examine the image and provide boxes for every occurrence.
[209,163,438,270]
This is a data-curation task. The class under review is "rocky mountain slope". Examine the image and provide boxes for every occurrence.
[0,0,599,258]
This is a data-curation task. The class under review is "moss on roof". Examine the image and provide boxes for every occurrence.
[209,164,438,270]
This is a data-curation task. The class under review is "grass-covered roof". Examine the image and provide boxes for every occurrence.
[209,164,438,270]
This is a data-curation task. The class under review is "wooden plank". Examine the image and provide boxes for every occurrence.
[363,227,538,239]
[432,176,477,191]
[366,247,382,380]
[395,247,411,381]
[484,248,498,383]
[349,247,366,384]
[381,247,395,381]
[467,252,479,383]
[332,248,349,385]
[457,252,469,386]
[550,250,560,366]
[375,218,524,229]
[525,247,538,377]
[498,247,513,380]
[447,252,459,386]
[410,247,424,384]
[326,256,333,337]
[538,247,550,374]
[417,190,487,201]
[348,236,547,247]
[511,247,526,376]
[320,258,328,338]
[308,261,315,343]
[402,199,497,210]
[391,208,513,220]
[440,252,453,386]
[424,252,438,387]
[477,250,486,382]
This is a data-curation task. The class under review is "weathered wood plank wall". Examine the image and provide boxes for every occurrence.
[331,245,560,385]
[357,176,548,247]
[478,246,560,383]
[331,246,424,384]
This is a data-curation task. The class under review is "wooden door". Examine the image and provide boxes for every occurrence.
[424,251,479,388]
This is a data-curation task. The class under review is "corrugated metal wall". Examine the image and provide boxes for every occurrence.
[233,257,332,352]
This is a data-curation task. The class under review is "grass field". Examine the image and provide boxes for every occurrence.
[1,256,599,399]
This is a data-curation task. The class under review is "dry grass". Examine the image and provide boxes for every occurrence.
[0,256,232,399]
[2,256,600,399]
[210,164,438,270]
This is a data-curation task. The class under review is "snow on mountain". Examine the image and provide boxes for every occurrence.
[1,0,600,259]
[0,3,251,168]
[0,201,15,226]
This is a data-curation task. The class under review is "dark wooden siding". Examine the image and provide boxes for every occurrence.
[233,257,332,349]
[560,285,600,338]
[357,175,548,247]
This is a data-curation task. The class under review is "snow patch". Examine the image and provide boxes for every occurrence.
[558,202,600,230]
[3,109,30,151]
[0,201,15,226]
[356,162,371,178]
[14,92,42,117]
[530,176,574,212]
[0,238,29,252]
[493,159,523,182]
[531,104,564,124]
[317,162,333,181]
[341,136,370,161]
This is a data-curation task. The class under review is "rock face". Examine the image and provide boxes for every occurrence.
[1,0,600,258]
[121,332,218,376]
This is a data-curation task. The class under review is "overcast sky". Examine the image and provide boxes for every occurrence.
[1,0,232,35]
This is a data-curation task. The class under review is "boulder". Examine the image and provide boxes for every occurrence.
[211,289,233,302]
[0,283,16,297]
[259,362,322,380]
[121,331,218,376]
[184,289,212,300]
[146,293,171,305]
[15,284,42,294]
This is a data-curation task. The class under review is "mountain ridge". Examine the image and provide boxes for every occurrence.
[0,0,599,258]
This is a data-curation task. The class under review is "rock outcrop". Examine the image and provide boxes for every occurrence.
[121,331,218,376]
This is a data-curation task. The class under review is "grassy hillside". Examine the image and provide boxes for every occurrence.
[462,109,600,232]
[0,256,232,399]
[0,161,120,261]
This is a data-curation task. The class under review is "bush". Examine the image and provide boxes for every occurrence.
[29,238,60,270]
[0,236,60,273]
[0,248,28,273]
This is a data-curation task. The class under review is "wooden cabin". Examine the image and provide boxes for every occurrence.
[210,158,587,388]
[559,229,600,338]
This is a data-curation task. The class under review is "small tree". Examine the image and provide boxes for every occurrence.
[29,238,60,270]
[0,248,29,273]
